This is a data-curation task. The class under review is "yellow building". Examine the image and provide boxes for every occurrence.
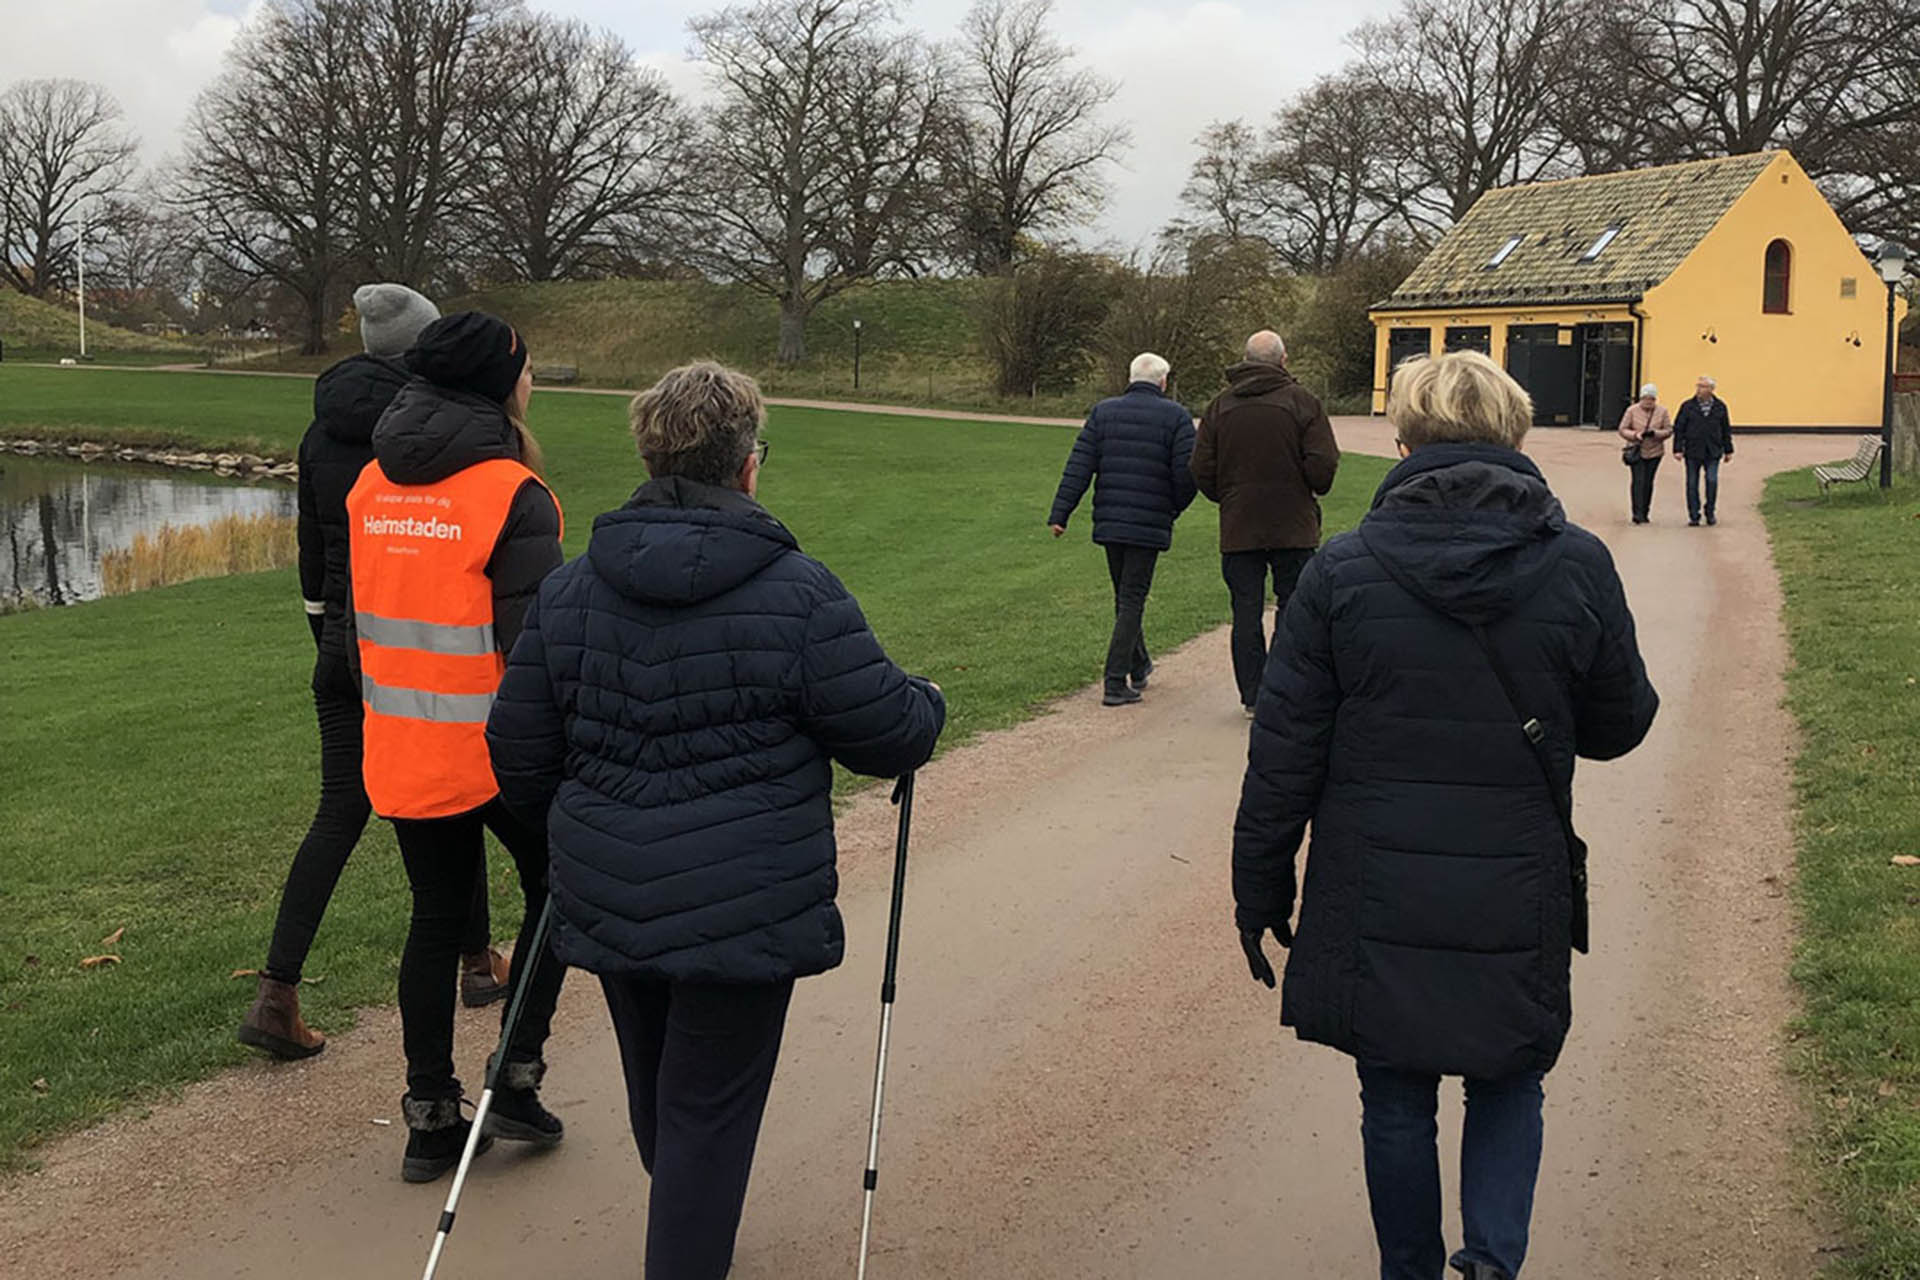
[1369,151,1905,430]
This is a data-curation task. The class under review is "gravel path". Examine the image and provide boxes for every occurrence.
[0,423,1848,1277]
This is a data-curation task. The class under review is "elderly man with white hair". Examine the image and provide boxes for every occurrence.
[1193,329,1340,714]
[1048,352,1198,706]
[1671,375,1734,526]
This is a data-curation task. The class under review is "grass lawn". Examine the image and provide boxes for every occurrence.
[1763,471,1920,1277]
[0,363,1390,1168]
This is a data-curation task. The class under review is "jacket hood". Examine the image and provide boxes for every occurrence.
[1358,443,1568,626]
[313,354,411,447]
[588,476,798,607]
[1224,360,1295,397]
[370,378,523,484]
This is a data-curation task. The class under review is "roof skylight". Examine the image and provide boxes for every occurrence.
[1579,225,1622,262]
[1486,235,1523,268]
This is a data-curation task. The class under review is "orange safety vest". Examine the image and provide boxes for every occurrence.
[345,456,561,820]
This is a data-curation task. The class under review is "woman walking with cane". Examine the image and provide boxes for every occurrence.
[347,312,569,1182]
[486,360,944,1279]
[1233,351,1658,1279]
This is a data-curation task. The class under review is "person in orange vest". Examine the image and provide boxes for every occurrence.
[347,311,568,1183]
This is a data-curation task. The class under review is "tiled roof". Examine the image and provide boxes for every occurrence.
[1377,152,1777,311]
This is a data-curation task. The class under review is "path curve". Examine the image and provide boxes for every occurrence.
[0,424,1845,1277]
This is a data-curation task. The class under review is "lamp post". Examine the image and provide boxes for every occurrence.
[852,318,863,391]
[1876,241,1907,489]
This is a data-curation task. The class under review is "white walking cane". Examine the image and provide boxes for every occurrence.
[856,772,917,1280]
[420,895,555,1280]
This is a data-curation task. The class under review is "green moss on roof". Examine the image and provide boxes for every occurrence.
[1379,153,1777,311]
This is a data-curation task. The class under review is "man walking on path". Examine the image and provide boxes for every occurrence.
[1192,330,1339,715]
[1049,352,1197,706]
[1672,376,1734,526]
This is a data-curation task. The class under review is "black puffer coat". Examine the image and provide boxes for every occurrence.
[1048,381,1198,549]
[485,476,946,983]
[1233,444,1657,1080]
[363,380,563,656]
[297,354,410,683]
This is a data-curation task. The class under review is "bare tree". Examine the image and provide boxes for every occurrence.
[1176,121,1268,245]
[682,0,950,363]
[950,0,1127,274]
[176,0,360,354]
[0,80,138,298]
[1356,0,1579,228]
[467,16,692,282]
[342,0,512,287]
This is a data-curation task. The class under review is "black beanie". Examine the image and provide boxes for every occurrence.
[409,311,528,405]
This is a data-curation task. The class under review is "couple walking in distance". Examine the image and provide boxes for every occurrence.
[1054,339,1658,1279]
[1048,331,1337,713]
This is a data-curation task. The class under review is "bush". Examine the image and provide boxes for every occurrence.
[1287,243,1423,402]
[978,248,1115,398]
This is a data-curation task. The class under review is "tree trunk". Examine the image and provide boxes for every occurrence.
[777,296,811,364]
[300,289,331,357]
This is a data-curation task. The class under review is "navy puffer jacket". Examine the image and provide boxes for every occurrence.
[1048,381,1198,549]
[486,476,946,983]
[1233,445,1657,1080]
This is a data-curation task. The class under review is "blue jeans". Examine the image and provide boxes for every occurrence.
[1357,1064,1546,1280]
[1684,456,1721,522]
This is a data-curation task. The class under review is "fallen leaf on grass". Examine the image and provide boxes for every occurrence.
[100,927,125,947]
[31,1078,48,1094]
[1877,1080,1898,1098]
[78,954,121,969]
[230,968,259,980]
[1892,856,1920,867]
[23,955,38,968]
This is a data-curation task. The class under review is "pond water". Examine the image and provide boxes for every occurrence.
[1,455,297,611]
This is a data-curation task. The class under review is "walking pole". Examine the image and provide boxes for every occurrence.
[421,894,555,1280]
[856,771,916,1280]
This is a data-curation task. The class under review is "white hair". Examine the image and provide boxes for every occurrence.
[1245,330,1287,364]
[1697,374,1717,388]
[1129,352,1171,385]
[1639,383,1658,397]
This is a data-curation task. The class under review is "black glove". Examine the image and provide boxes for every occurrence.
[1237,916,1293,989]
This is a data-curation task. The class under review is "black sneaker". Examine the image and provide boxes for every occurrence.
[1130,660,1155,690]
[1706,513,1717,526]
[1102,685,1143,707]
[401,1094,492,1184]
[1688,518,1700,527]
[483,1057,564,1148]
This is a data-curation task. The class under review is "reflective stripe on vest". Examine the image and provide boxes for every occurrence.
[345,455,561,820]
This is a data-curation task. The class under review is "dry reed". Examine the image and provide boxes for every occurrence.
[101,513,298,596]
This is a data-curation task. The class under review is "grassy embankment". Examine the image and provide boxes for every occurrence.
[0,289,195,366]
[1763,470,1920,1278]
[0,363,1390,1168]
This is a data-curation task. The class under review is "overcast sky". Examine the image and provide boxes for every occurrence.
[0,0,1399,249]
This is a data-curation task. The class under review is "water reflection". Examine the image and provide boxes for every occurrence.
[1,456,297,610]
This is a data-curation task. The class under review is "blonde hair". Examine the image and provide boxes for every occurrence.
[1387,351,1532,450]
[630,361,765,485]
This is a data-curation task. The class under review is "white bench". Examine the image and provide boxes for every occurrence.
[1813,435,1883,493]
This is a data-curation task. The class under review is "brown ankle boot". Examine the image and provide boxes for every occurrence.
[460,946,512,1008]
[236,976,325,1059]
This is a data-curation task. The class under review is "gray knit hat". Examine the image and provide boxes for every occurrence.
[353,283,440,357]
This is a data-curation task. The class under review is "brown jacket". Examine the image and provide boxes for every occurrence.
[1192,362,1340,553]
[1618,401,1672,459]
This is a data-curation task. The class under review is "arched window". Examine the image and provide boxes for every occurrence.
[1763,239,1792,314]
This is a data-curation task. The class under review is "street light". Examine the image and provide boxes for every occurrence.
[852,318,863,391]
[1875,240,1907,488]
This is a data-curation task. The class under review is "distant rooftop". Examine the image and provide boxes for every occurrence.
[1377,152,1779,311]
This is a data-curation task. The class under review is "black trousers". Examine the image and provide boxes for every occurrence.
[1628,455,1662,522]
[1222,548,1315,709]
[263,671,489,985]
[1103,544,1160,690]
[392,798,565,1100]
[601,976,795,1280]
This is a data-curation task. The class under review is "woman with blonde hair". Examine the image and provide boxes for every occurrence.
[1618,383,1672,524]
[1232,351,1658,1279]
[487,360,944,1278]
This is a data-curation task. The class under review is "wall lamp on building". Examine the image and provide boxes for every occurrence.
[1874,240,1907,488]
[1701,327,1718,343]
[1847,330,1862,346]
